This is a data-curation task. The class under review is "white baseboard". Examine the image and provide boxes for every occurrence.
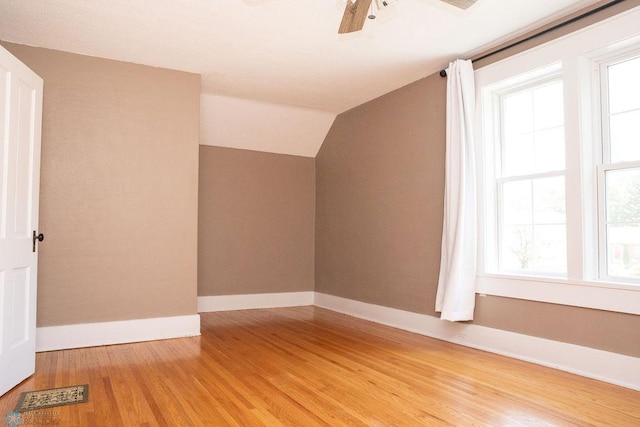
[36,314,201,352]
[36,291,639,391]
[314,292,640,391]
[197,291,314,312]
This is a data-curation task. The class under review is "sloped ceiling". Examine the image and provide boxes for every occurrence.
[200,94,336,157]
[0,0,603,156]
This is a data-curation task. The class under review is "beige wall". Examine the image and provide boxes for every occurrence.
[4,0,639,356]
[316,74,445,315]
[198,146,315,296]
[3,42,200,327]
[316,2,640,357]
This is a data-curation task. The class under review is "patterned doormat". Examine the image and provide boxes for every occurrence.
[14,384,89,412]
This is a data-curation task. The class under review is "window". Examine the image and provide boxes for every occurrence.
[496,77,567,275]
[474,7,640,315]
[599,54,640,281]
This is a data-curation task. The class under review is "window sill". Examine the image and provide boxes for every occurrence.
[476,274,640,315]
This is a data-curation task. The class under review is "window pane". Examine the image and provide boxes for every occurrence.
[608,56,640,115]
[609,110,640,163]
[500,176,566,274]
[606,225,640,279]
[504,127,565,175]
[533,224,567,273]
[501,80,565,176]
[532,177,566,273]
[502,180,532,224]
[607,56,640,163]
[533,81,564,130]
[503,134,534,176]
[534,127,565,172]
[606,168,640,224]
[504,91,533,136]
[501,225,534,270]
[500,224,566,273]
[533,176,565,224]
[605,167,640,279]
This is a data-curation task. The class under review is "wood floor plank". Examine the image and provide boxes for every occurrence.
[1,306,638,426]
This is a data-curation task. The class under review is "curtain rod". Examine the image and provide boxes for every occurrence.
[439,0,626,77]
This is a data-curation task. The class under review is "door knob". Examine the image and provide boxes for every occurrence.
[32,231,44,252]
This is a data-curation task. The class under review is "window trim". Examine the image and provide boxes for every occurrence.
[476,273,640,315]
[474,6,640,315]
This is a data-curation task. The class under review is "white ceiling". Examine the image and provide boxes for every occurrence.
[200,94,336,157]
[0,0,602,115]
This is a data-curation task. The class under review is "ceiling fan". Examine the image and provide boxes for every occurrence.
[338,0,477,34]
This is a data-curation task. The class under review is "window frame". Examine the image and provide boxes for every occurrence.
[474,6,640,316]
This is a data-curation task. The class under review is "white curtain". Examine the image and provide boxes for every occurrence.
[435,59,477,322]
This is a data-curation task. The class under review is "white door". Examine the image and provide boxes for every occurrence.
[0,45,43,396]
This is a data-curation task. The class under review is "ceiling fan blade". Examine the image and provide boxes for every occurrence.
[338,0,373,34]
[440,0,477,9]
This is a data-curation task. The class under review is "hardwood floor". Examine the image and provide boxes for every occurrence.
[1,306,638,426]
